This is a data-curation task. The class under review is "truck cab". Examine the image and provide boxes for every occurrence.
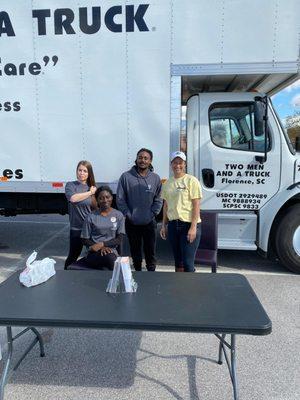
[186,92,300,273]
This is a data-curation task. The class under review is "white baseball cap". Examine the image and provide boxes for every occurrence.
[170,151,187,162]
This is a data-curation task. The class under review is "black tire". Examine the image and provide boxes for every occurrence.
[275,204,300,274]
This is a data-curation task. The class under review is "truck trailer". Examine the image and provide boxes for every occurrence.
[1,0,300,272]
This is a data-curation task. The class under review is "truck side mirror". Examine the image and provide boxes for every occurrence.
[254,97,266,137]
[295,136,300,152]
[254,96,268,163]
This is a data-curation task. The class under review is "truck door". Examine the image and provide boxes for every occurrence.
[187,94,281,212]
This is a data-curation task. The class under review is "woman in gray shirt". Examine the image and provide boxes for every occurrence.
[72,186,125,270]
[64,160,97,268]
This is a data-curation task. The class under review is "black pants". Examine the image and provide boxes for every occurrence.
[67,251,117,271]
[168,220,201,272]
[73,251,117,270]
[65,230,83,269]
[125,219,157,271]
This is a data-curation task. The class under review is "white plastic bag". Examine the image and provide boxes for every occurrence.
[106,257,137,293]
[19,251,56,287]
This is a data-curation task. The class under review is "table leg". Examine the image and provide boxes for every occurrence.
[231,334,238,400]
[218,333,226,364]
[30,328,45,357]
[0,327,13,400]
[0,326,45,400]
[13,328,45,372]
[215,333,239,400]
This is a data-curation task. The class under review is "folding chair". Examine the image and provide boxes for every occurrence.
[195,212,218,273]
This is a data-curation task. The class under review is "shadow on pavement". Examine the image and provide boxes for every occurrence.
[8,328,142,388]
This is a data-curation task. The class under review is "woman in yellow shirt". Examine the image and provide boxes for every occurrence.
[160,151,202,272]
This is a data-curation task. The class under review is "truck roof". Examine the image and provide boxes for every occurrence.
[181,71,300,104]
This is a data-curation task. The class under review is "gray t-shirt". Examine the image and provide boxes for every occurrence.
[81,209,125,246]
[65,181,93,230]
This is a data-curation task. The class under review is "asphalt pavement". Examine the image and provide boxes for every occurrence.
[0,215,299,400]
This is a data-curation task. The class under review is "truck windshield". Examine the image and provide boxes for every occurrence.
[209,102,270,152]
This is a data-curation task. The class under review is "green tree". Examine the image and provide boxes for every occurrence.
[285,111,300,146]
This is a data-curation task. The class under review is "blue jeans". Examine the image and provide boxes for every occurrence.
[168,220,201,272]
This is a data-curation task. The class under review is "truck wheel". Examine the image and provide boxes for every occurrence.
[275,204,300,274]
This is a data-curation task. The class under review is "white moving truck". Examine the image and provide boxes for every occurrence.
[1,0,300,272]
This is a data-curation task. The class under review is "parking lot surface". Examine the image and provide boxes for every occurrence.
[0,215,299,400]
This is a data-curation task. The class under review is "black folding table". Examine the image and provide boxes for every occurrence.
[0,271,272,400]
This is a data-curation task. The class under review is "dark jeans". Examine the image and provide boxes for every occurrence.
[65,229,83,269]
[73,251,117,270]
[168,220,201,272]
[125,219,157,271]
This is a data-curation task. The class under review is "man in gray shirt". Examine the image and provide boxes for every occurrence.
[116,148,162,271]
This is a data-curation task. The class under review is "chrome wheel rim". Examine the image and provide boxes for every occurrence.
[293,226,300,256]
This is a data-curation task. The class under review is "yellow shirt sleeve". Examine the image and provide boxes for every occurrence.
[189,176,202,200]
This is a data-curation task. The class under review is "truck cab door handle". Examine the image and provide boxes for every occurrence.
[202,169,215,188]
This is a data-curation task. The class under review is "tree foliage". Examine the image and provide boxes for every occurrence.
[285,111,300,128]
